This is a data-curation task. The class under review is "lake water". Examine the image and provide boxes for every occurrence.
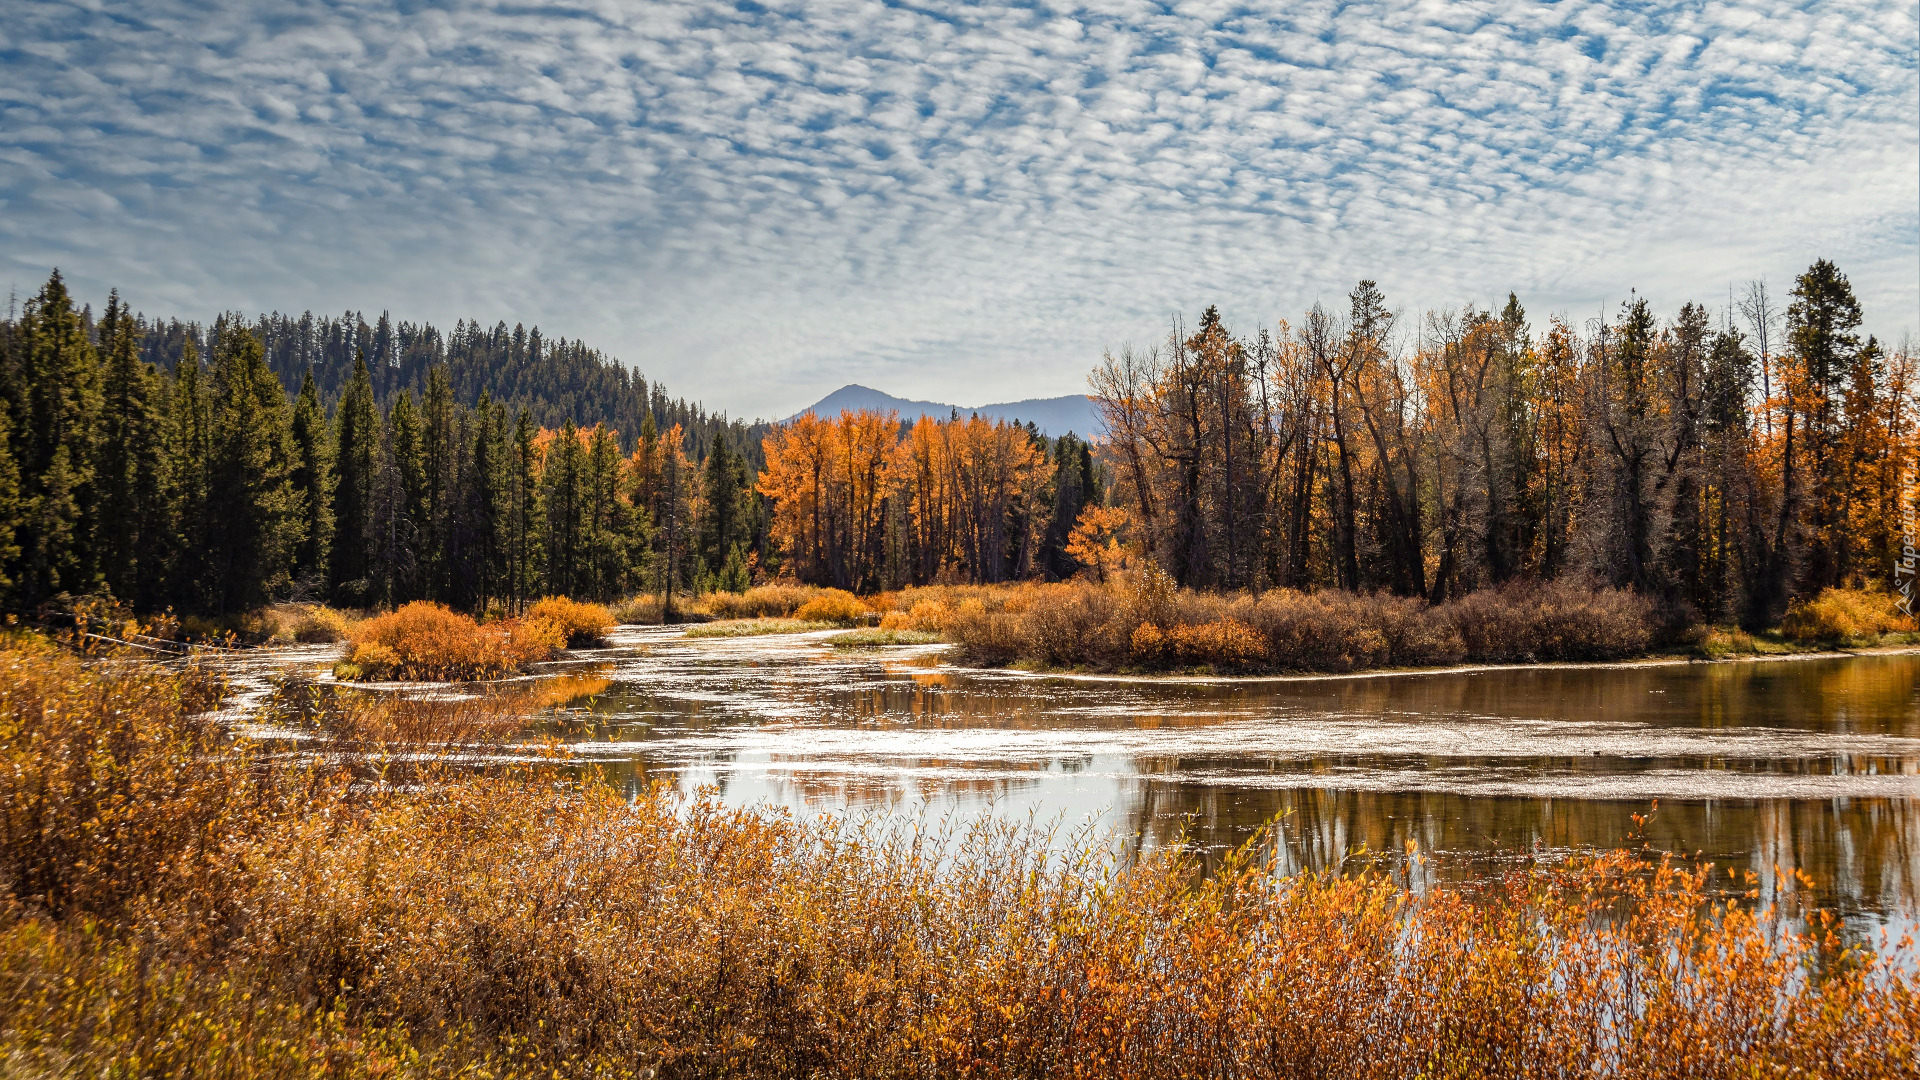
[237,627,1920,927]
[511,627,1920,926]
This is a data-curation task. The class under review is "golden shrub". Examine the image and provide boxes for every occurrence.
[344,601,561,680]
[793,588,869,625]
[1780,588,1915,643]
[526,596,615,646]
[1165,618,1267,668]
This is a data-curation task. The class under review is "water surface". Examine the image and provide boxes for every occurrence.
[241,628,1920,925]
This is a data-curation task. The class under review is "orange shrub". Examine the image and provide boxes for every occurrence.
[343,601,562,680]
[793,588,869,625]
[1780,587,1915,643]
[526,596,615,646]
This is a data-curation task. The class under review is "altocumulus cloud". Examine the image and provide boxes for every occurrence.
[1,0,1914,417]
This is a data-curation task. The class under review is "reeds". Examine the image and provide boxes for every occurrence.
[5,643,1911,1078]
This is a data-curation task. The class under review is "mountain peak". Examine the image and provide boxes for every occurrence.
[789,384,1101,438]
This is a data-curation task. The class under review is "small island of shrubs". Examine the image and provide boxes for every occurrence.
[335,597,614,681]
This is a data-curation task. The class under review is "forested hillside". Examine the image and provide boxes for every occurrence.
[125,305,760,466]
[0,271,767,615]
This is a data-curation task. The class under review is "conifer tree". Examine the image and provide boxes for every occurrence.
[14,271,101,603]
[697,433,753,581]
[543,420,588,597]
[584,423,630,600]
[164,344,214,611]
[504,408,542,610]
[94,292,164,604]
[204,320,302,612]
[420,367,456,598]
[331,351,379,603]
[290,369,335,593]
[368,410,416,609]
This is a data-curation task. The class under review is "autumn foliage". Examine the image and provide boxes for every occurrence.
[525,595,616,646]
[343,600,562,679]
[0,644,1912,1077]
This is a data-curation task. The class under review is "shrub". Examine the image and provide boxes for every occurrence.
[343,601,562,680]
[1,644,1912,1078]
[1780,588,1915,644]
[793,588,870,626]
[526,596,615,646]
[1446,580,1654,662]
[707,584,819,619]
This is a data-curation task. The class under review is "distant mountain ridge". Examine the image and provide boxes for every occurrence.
[790,384,1103,438]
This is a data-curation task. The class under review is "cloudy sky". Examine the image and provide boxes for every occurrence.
[3,0,1915,419]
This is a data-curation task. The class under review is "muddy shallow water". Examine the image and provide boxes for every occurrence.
[239,627,1920,926]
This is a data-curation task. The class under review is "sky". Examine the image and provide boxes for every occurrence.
[2,0,1916,420]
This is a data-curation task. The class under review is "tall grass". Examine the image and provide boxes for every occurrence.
[0,642,1912,1077]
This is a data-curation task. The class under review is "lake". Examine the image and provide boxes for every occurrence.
[241,627,1920,928]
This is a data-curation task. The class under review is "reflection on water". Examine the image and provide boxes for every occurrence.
[537,628,1920,923]
[231,627,1920,924]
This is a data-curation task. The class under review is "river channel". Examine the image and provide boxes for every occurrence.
[240,626,1920,927]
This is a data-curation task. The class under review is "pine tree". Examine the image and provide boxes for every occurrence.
[420,367,456,599]
[95,291,164,604]
[204,320,303,612]
[331,351,379,604]
[368,408,416,609]
[584,423,630,600]
[14,271,101,603]
[542,420,588,597]
[290,369,335,594]
[697,433,752,580]
[505,409,542,610]
[164,344,215,612]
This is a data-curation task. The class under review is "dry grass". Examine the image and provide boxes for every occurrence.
[827,627,944,647]
[526,596,616,646]
[935,576,1655,673]
[0,641,1912,1078]
[341,601,563,680]
[1779,588,1917,645]
[683,617,837,638]
[611,585,827,625]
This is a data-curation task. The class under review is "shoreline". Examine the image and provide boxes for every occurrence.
[929,641,1920,687]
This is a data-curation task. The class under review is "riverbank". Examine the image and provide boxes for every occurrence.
[0,641,1911,1077]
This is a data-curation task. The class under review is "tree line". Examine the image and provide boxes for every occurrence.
[1092,260,1912,627]
[757,410,1100,591]
[0,270,764,616]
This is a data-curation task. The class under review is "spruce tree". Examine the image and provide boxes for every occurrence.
[204,320,303,612]
[15,271,101,603]
[697,434,753,580]
[420,367,456,599]
[331,351,378,603]
[584,423,630,600]
[94,292,164,604]
[164,344,215,612]
[290,369,335,593]
[505,408,541,610]
[542,420,587,597]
